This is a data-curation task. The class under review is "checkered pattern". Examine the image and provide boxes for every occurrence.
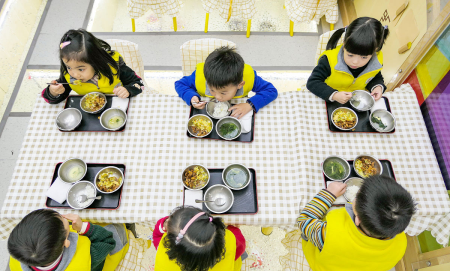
[280,229,312,271]
[202,0,257,20]
[180,38,237,76]
[127,0,183,19]
[116,231,152,271]
[314,30,344,63]
[286,0,338,24]
[1,85,449,248]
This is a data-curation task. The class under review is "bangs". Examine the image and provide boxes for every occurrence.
[344,30,378,56]
[61,49,89,64]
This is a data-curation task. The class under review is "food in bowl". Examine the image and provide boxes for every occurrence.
[189,118,212,137]
[219,122,239,139]
[323,160,346,180]
[67,165,85,182]
[83,93,106,111]
[108,116,125,129]
[212,102,229,118]
[354,157,379,178]
[371,115,387,130]
[183,166,208,189]
[97,171,122,192]
[225,168,247,189]
[345,185,360,202]
[333,109,357,129]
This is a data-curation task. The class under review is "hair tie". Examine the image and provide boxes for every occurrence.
[384,25,388,30]
[60,41,71,49]
[175,212,206,245]
[344,26,347,33]
[209,217,213,222]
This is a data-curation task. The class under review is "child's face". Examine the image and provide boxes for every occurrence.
[343,49,373,69]
[208,81,245,102]
[63,58,95,82]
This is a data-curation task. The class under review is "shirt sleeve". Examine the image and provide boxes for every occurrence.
[118,57,144,98]
[247,71,278,113]
[41,75,72,104]
[297,189,336,251]
[175,71,200,106]
[82,223,116,271]
[306,55,339,101]
[152,216,169,250]
[366,71,386,93]
[226,225,246,261]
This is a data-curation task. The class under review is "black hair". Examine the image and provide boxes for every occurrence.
[204,46,245,89]
[8,209,67,267]
[355,175,416,239]
[163,206,226,271]
[59,29,118,84]
[327,17,390,56]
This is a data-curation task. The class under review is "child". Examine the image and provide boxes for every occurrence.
[42,29,144,104]
[307,17,389,104]
[298,176,416,271]
[7,209,131,271]
[153,206,246,271]
[175,46,278,119]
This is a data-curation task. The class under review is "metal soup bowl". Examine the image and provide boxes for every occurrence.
[331,107,358,131]
[204,184,234,214]
[343,177,364,202]
[187,115,213,138]
[100,108,127,131]
[67,181,97,210]
[321,155,351,181]
[55,108,82,131]
[350,90,375,112]
[58,158,87,183]
[80,92,107,114]
[370,109,396,132]
[353,154,383,179]
[181,164,210,190]
[222,164,251,190]
[216,117,242,140]
[94,166,124,194]
[206,99,231,119]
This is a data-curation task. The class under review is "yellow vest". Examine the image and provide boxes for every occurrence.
[321,45,383,92]
[9,224,129,271]
[64,52,123,95]
[194,63,255,98]
[155,230,242,271]
[302,208,407,271]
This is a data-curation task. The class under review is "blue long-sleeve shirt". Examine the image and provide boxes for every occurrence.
[175,70,278,112]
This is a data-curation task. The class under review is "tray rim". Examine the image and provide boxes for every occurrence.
[45,162,126,210]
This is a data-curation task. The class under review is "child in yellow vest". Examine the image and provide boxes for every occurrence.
[307,17,390,104]
[298,175,416,271]
[175,46,278,119]
[42,29,144,104]
[153,206,247,271]
[7,210,132,271]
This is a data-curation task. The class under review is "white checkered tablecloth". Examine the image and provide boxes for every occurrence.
[127,0,183,19]
[286,0,338,24]
[1,87,450,245]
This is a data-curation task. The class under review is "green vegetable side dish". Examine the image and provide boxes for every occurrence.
[219,122,239,139]
[226,168,247,188]
[324,161,346,180]
[371,116,387,130]
[108,116,124,129]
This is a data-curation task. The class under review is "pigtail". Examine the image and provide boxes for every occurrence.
[378,25,390,51]
[326,28,346,51]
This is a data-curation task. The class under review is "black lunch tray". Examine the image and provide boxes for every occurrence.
[326,97,395,133]
[60,95,129,132]
[323,160,396,205]
[183,168,258,215]
[45,163,125,210]
[187,106,255,143]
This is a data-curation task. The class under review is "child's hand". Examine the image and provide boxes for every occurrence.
[49,80,65,97]
[62,214,83,232]
[371,86,383,101]
[229,103,252,119]
[191,96,206,109]
[113,86,130,98]
[332,92,352,104]
[327,182,347,198]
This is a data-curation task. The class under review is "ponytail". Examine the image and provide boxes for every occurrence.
[326,28,346,51]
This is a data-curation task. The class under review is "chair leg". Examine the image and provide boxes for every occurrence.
[173,17,177,32]
[131,19,136,32]
[205,13,209,33]
[330,23,334,30]
[246,19,251,38]
[290,20,294,36]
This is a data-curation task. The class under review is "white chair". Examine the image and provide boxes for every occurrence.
[180,38,237,77]
[314,30,344,63]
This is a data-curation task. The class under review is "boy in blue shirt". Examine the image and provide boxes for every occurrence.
[175,46,278,119]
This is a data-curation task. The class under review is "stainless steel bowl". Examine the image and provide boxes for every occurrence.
[222,164,251,190]
[370,109,396,132]
[80,92,107,114]
[204,184,234,214]
[55,108,82,131]
[350,90,375,111]
[343,177,364,202]
[181,164,210,190]
[100,108,127,131]
[322,156,351,181]
[94,166,124,194]
[353,154,383,179]
[206,99,231,119]
[216,117,242,140]
[67,181,97,209]
[187,115,213,138]
[331,107,358,131]
[58,158,87,183]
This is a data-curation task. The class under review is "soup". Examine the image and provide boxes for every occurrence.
[226,168,248,188]
[219,122,239,139]
[324,160,346,180]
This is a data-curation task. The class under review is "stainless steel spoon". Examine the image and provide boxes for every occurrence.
[77,195,102,203]
[195,198,226,206]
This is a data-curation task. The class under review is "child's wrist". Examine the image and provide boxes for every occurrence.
[78,222,90,235]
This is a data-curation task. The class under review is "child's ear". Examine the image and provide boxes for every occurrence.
[354,215,361,226]
[238,81,245,88]
[64,239,70,248]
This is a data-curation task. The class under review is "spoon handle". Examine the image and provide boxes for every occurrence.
[195,199,212,203]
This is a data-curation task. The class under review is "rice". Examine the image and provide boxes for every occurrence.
[212,102,228,118]
[345,185,360,201]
